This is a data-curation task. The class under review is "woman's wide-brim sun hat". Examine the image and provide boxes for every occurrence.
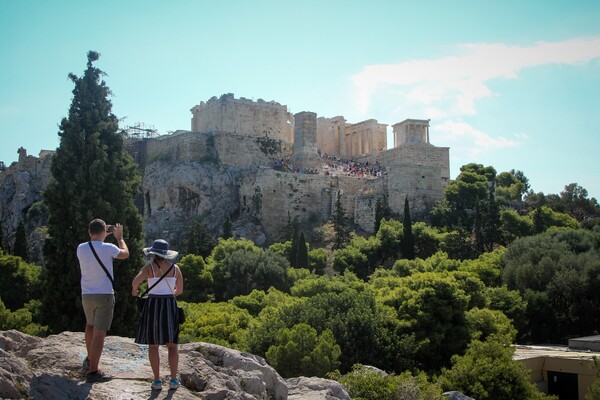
[143,239,178,259]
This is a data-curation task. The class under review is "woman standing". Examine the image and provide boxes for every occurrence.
[132,239,184,391]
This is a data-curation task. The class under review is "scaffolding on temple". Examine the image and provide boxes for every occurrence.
[122,122,159,139]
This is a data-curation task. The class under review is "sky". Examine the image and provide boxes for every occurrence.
[1,0,600,199]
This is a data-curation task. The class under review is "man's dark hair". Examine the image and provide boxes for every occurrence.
[89,219,107,235]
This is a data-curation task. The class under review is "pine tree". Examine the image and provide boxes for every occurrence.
[295,231,309,268]
[42,51,144,335]
[13,221,30,261]
[401,196,415,260]
[332,192,351,249]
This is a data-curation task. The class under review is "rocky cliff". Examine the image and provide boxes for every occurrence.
[0,329,350,400]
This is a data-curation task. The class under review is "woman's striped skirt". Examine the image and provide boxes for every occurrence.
[135,294,179,345]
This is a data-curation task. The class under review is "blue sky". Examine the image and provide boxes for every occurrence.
[2,1,600,199]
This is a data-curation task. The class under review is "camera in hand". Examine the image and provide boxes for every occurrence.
[106,225,114,234]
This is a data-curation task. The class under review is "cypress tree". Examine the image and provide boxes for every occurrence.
[483,182,501,251]
[42,51,144,335]
[13,220,30,261]
[374,192,391,234]
[222,214,232,239]
[401,196,415,260]
[289,216,300,267]
[332,192,351,249]
[295,231,309,269]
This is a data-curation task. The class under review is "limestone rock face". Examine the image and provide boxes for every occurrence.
[0,330,350,400]
[0,159,51,265]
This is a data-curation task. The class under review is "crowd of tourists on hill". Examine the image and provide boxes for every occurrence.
[320,152,386,178]
[272,152,386,179]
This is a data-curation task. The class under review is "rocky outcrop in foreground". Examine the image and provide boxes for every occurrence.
[0,330,350,400]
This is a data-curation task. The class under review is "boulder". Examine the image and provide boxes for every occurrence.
[0,330,350,400]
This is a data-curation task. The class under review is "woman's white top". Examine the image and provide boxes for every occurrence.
[147,263,177,295]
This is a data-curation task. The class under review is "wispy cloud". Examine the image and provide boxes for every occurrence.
[352,37,600,154]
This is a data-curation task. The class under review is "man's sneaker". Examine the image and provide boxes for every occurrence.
[169,378,180,389]
[151,379,163,390]
[86,370,113,383]
[82,357,90,370]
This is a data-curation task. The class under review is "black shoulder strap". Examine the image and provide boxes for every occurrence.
[139,263,174,298]
[88,241,114,286]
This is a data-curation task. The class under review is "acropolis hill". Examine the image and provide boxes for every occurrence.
[0,93,450,252]
[131,93,449,245]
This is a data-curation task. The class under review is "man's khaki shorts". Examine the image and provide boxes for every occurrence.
[82,294,115,331]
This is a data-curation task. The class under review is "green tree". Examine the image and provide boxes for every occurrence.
[42,51,144,335]
[0,250,42,311]
[178,300,252,348]
[13,221,30,262]
[402,196,415,260]
[483,182,501,251]
[374,192,392,233]
[288,216,300,267]
[332,193,351,249]
[560,183,600,222]
[295,231,309,269]
[177,254,213,303]
[373,272,471,371]
[496,169,529,206]
[330,364,445,400]
[266,323,341,378]
[0,298,47,336]
[332,236,380,280]
[208,238,289,300]
[308,248,327,275]
[500,209,533,243]
[184,217,216,258]
[444,163,496,230]
[502,230,600,343]
[0,221,4,250]
[284,278,417,373]
[376,218,403,266]
[222,214,232,239]
[412,222,443,259]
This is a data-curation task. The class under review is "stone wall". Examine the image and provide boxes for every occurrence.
[190,93,294,143]
[134,130,292,170]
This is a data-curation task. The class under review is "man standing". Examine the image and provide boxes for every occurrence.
[76,218,129,382]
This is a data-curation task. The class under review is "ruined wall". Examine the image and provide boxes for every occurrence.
[242,168,373,239]
[190,94,294,143]
[291,112,321,170]
[137,130,291,169]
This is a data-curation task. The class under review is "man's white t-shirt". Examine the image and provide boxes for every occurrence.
[77,240,121,294]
